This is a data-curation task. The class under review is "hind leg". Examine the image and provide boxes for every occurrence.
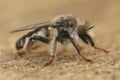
[17,37,33,56]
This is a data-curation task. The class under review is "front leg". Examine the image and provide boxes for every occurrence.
[93,46,109,53]
[44,37,57,66]
[79,34,109,53]
[69,37,92,62]
[85,34,109,53]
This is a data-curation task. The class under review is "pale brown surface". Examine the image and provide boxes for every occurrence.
[0,0,120,80]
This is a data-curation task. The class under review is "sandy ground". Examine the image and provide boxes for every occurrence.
[0,0,120,80]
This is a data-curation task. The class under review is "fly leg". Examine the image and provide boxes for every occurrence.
[69,37,92,62]
[18,36,50,56]
[85,34,109,53]
[44,37,57,66]
[17,37,32,56]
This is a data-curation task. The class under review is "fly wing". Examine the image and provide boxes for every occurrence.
[10,21,52,33]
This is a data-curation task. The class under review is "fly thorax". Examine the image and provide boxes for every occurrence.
[53,14,78,33]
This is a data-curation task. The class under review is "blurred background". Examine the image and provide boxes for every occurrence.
[0,1,120,80]
[0,0,120,50]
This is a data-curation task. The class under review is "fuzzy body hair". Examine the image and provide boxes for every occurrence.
[11,14,109,66]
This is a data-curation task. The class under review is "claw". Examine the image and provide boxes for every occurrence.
[44,56,55,66]
[94,46,109,53]
[84,58,92,62]
[44,62,52,66]
[17,51,26,57]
